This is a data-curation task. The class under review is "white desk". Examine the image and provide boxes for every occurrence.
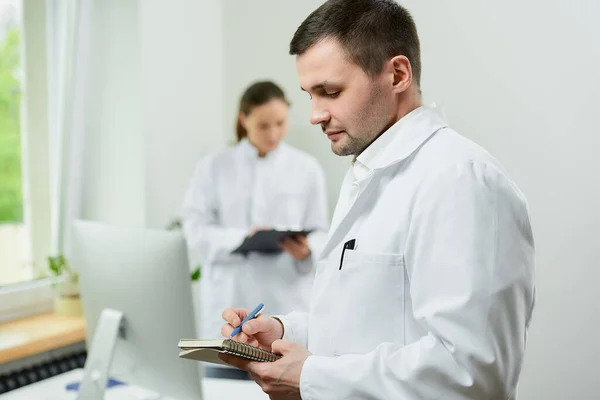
[0,368,268,399]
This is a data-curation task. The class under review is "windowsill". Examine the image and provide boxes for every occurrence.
[0,312,86,364]
[0,278,55,323]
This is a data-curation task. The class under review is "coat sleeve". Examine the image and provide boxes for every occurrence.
[299,160,536,400]
[180,158,247,274]
[276,310,310,348]
[296,160,330,273]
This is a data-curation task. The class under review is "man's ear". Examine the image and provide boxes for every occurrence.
[389,55,413,94]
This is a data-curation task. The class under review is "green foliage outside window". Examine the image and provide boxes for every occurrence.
[0,28,23,223]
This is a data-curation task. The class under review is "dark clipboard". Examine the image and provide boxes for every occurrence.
[231,229,313,255]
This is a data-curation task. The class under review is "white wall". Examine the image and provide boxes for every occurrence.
[141,0,224,229]
[83,0,224,229]
[222,0,600,399]
[83,0,144,227]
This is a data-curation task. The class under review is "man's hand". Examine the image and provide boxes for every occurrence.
[221,308,284,350]
[280,235,311,261]
[219,340,310,399]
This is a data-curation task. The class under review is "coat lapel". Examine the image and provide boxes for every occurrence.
[318,106,449,260]
[319,171,377,259]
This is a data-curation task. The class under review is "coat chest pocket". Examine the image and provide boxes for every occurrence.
[333,250,406,354]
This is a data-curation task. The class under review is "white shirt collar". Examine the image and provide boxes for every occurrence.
[352,105,429,181]
[239,138,283,161]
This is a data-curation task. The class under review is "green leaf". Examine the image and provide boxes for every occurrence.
[48,255,62,275]
[166,218,182,231]
[47,253,76,279]
[190,267,201,281]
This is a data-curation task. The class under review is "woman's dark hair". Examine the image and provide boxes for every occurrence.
[236,81,289,142]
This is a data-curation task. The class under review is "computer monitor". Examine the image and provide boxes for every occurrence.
[71,220,202,400]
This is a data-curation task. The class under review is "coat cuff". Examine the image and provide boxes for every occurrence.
[299,355,337,400]
[272,311,308,347]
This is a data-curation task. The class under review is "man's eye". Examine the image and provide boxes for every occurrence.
[326,92,340,98]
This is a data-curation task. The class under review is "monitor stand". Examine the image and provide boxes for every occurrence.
[77,308,125,400]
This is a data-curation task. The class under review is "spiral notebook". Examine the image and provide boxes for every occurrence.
[178,339,280,366]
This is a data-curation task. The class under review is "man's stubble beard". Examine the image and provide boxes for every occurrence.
[333,83,389,157]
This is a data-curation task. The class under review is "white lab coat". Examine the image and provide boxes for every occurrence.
[277,106,535,399]
[181,139,329,338]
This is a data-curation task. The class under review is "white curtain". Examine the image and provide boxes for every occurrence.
[46,0,93,257]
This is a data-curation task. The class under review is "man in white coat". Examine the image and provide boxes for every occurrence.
[221,1,536,399]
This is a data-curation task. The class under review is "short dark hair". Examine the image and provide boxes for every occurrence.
[290,0,421,86]
[236,81,289,142]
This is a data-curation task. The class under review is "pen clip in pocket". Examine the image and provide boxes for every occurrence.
[339,239,356,270]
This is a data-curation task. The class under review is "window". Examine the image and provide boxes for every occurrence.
[0,0,54,323]
[0,0,32,287]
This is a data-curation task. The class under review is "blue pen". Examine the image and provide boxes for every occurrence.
[229,303,264,339]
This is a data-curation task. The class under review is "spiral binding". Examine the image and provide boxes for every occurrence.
[223,340,279,362]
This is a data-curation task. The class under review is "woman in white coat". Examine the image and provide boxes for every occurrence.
[180,81,328,378]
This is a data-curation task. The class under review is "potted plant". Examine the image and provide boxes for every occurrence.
[48,254,83,316]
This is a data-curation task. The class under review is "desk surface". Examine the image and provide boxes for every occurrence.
[0,313,85,364]
[0,369,268,399]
